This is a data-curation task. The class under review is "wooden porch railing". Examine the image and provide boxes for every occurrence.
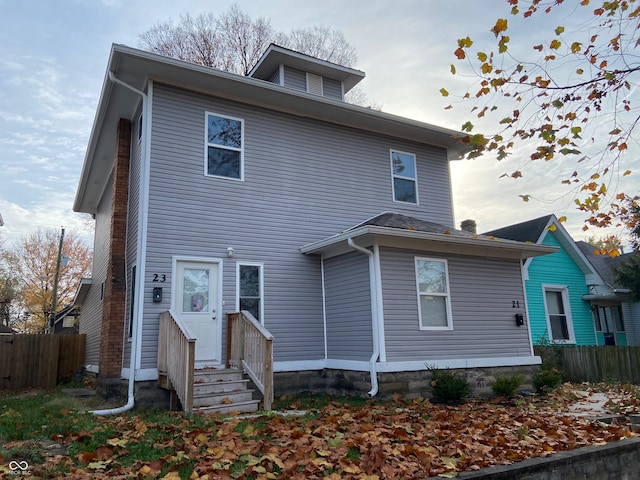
[227,311,274,410]
[158,310,196,414]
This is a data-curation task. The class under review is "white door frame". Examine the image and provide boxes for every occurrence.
[171,255,224,366]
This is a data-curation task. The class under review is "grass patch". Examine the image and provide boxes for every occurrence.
[272,392,374,410]
[0,390,103,441]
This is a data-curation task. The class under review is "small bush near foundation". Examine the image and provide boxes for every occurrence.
[533,368,563,395]
[491,375,523,397]
[429,368,471,404]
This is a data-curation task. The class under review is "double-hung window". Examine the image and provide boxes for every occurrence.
[543,286,574,343]
[205,112,243,180]
[237,263,263,323]
[391,150,418,204]
[415,257,452,330]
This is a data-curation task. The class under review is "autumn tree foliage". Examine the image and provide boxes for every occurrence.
[8,229,92,333]
[444,0,639,237]
[0,235,22,329]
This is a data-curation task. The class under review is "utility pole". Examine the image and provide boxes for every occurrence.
[49,227,65,334]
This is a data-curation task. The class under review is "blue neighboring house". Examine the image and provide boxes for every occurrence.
[576,241,640,346]
[485,215,604,346]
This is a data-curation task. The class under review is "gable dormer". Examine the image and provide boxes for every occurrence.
[248,44,365,102]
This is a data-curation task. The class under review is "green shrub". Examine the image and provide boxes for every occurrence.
[429,368,471,404]
[533,368,563,395]
[491,375,523,397]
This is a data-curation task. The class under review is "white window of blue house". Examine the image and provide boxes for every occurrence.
[237,263,263,323]
[415,257,452,330]
[205,112,243,180]
[391,150,418,204]
[542,285,575,343]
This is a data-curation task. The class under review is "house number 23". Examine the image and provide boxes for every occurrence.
[153,274,166,283]
[512,301,520,308]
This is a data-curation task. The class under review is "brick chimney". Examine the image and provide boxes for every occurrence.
[460,219,477,234]
[99,118,131,380]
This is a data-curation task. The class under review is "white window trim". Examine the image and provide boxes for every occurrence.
[390,149,419,205]
[236,261,264,324]
[204,111,244,181]
[306,72,323,96]
[542,284,575,344]
[415,257,453,331]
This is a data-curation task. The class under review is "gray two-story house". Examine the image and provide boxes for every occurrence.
[74,43,555,413]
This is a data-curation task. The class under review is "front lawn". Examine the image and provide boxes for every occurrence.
[0,383,638,479]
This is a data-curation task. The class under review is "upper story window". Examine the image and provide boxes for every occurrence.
[391,150,418,204]
[205,112,243,180]
[415,257,452,330]
[543,285,575,343]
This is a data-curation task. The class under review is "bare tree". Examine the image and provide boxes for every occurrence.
[139,5,274,75]
[275,25,358,67]
[218,5,274,75]
[138,4,373,106]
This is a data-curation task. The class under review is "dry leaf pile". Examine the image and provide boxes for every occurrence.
[2,384,638,479]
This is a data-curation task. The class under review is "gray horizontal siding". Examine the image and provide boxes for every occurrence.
[324,252,373,361]
[623,303,640,346]
[380,247,532,362]
[323,78,342,101]
[283,66,306,91]
[79,177,112,367]
[267,68,280,85]
[136,83,454,368]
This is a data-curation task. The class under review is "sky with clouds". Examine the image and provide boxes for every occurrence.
[0,0,636,248]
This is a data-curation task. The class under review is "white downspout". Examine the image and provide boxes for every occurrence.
[347,237,379,396]
[91,72,148,415]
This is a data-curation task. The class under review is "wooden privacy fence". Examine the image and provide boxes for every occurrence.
[0,334,86,389]
[535,345,640,384]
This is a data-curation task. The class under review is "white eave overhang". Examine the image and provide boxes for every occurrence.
[74,44,472,214]
[72,278,92,307]
[301,225,558,260]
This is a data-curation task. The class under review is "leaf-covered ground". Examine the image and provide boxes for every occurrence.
[1,383,638,479]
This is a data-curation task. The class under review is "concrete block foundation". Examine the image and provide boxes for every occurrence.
[274,365,539,400]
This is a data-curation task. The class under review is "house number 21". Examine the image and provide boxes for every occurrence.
[153,274,166,283]
[512,301,520,308]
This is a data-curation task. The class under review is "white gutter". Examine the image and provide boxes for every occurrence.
[347,237,379,396]
[91,72,149,415]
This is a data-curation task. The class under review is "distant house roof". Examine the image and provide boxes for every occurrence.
[484,214,602,285]
[576,241,631,293]
[483,215,554,243]
[301,212,557,260]
[0,324,15,334]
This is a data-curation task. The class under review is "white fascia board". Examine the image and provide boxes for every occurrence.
[274,356,542,373]
[301,225,556,259]
[537,216,604,283]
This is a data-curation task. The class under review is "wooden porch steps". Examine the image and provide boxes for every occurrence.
[192,368,260,415]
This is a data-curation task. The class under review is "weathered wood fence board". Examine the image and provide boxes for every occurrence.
[0,334,85,389]
[535,345,640,384]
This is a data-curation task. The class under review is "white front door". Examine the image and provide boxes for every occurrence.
[174,260,219,365]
